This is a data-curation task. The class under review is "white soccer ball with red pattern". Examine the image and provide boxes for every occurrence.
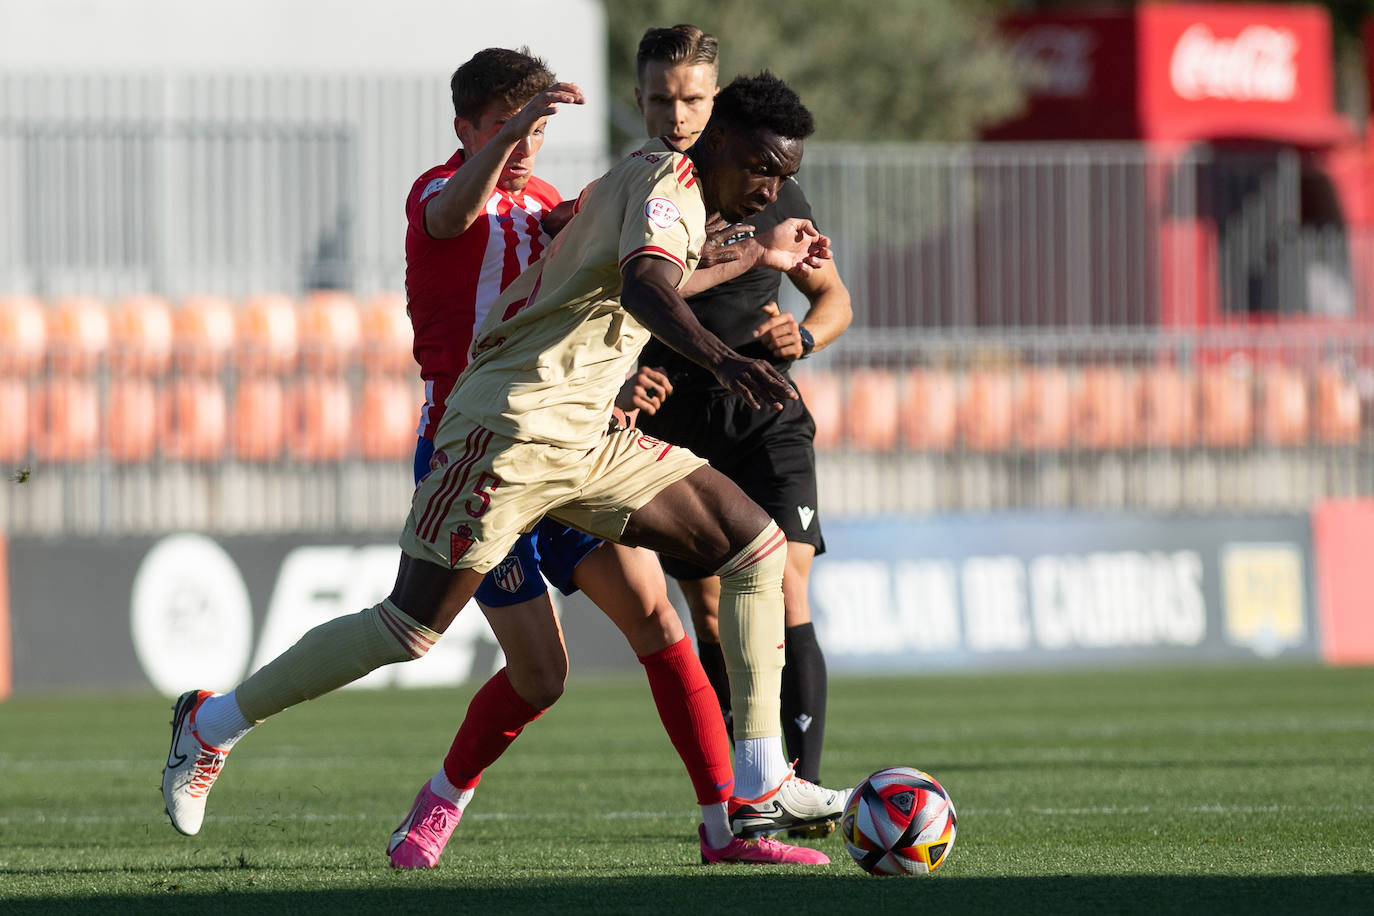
[841,765,956,875]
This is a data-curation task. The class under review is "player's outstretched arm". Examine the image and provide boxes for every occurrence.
[679,217,830,296]
[426,82,585,239]
[621,256,797,411]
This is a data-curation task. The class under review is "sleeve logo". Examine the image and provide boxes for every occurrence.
[422,176,449,200]
[645,196,682,230]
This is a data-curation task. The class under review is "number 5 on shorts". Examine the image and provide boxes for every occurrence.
[465,471,501,518]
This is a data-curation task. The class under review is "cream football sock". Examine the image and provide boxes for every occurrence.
[235,601,438,722]
[713,521,791,797]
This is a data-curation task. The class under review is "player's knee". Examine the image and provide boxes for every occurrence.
[623,602,685,655]
[506,658,567,709]
[717,521,787,593]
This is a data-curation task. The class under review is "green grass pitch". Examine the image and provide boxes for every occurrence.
[2,664,1372,914]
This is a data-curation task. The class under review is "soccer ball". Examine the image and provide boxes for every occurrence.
[840,765,957,875]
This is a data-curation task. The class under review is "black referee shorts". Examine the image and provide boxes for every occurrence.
[638,382,825,581]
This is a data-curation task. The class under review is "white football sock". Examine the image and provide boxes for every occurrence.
[193,691,255,749]
[733,735,790,799]
[429,767,476,810]
[700,803,733,848]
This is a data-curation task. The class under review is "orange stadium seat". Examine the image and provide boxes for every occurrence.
[289,374,352,461]
[791,369,842,451]
[1200,365,1254,448]
[106,377,160,462]
[1137,366,1198,449]
[110,295,173,375]
[843,368,900,452]
[235,293,299,374]
[47,296,110,374]
[1258,364,1309,447]
[174,295,236,374]
[1315,365,1361,445]
[161,378,229,462]
[958,370,1014,452]
[898,368,958,452]
[232,376,287,462]
[30,378,100,463]
[361,291,416,374]
[299,291,361,373]
[0,295,47,375]
[360,373,419,461]
[1072,366,1137,450]
[1012,366,1072,452]
[0,379,29,462]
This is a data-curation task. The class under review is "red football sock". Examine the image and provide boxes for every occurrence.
[442,667,546,791]
[639,636,735,804]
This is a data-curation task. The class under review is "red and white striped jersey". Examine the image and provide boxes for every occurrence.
[403,149,561,440]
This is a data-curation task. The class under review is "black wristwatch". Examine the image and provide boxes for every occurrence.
[798,325,816,359]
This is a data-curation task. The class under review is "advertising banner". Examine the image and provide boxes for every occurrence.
[810,513,1318,673]
[0,510,1333,695]
[3,532,638,697]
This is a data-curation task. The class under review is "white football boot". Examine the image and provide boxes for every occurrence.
[728,768,853,838]
[161,690,229,836]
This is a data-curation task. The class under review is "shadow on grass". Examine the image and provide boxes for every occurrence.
[6,873,1373,916]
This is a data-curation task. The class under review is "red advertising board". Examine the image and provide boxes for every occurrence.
[990,2,1355,147]
[1312,500,1374,665]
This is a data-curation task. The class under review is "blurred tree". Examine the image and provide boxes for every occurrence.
[601,0,1025,145]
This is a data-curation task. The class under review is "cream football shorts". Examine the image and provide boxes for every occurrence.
[399,418,707,573]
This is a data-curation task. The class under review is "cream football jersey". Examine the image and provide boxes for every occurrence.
[446,137,707,450]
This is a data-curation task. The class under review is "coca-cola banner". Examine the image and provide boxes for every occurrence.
[1140,3,1349,145]
[989,3,1353,147]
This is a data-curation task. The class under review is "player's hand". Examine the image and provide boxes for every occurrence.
[755,218,832,277]
[698,216,754,268]
[541,199,576,237]
[615,365,674,415]
[753,302,805,360]
[503,81,586,138]
[712,353,797,411]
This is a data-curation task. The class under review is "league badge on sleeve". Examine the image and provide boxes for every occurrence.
[645,197,682,230]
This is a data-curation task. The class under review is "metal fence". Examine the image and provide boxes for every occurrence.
[3,97,1374,531]
[0,72,608,300]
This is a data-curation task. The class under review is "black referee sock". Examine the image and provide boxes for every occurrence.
[696,638,734,744]
[781,622,828,784]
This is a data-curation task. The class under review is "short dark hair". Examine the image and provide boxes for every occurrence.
[451,47,555,122]
[707,71,815,140]
[635,24,719,81]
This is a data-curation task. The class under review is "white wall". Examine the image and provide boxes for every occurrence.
[0,0,609,297]
[0,0,608,154]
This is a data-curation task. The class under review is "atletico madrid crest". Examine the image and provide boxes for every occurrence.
[492,555,526,593]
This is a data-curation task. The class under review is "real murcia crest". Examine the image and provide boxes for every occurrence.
[797,506,815,530]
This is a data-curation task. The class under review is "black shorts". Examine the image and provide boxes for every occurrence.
[637,382,825,581]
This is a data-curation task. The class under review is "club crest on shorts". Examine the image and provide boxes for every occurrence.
[449,525,475,567]
[491,555,526,593]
